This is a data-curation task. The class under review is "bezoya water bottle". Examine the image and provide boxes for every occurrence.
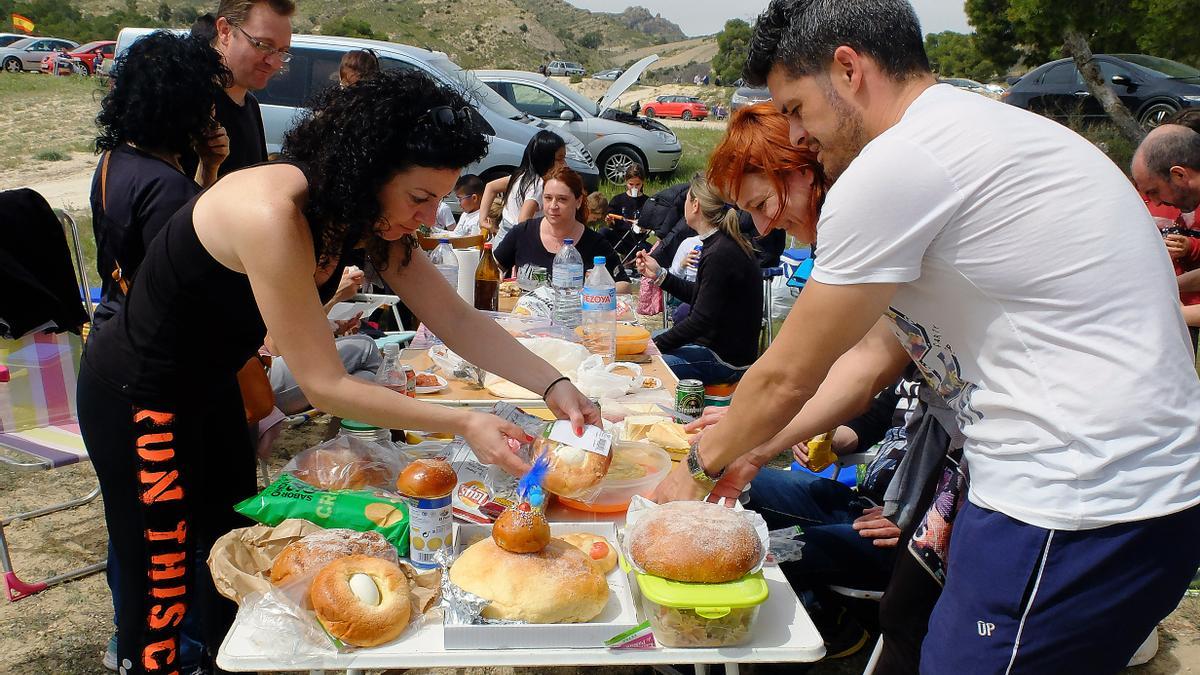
[581,256,617,363]
[430,239,459,289]
[552,238,584,329]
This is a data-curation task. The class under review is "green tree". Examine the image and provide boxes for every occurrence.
[711,18,751,85]
[322,16,377,40]
[966,0,1200,143]
[156,1,171,23]
[578,31,601,49]
[924,31,1001,82]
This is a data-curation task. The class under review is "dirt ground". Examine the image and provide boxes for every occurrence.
[2,414,1199,674]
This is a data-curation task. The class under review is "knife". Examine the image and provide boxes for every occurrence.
[657,403,696,424]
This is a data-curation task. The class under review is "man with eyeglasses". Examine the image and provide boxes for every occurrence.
[182,0,294,182]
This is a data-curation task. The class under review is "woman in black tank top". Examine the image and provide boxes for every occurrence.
[79,69,599,674]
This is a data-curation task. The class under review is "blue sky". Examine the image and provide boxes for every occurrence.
[564,1,972,37]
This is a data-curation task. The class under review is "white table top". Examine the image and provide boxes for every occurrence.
[217,501,825,671]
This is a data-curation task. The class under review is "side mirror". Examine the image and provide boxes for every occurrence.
[1111,74,1133,87]
[559,109,576,121]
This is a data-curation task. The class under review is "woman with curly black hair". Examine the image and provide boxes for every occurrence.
[78,68,599,675]
[89,31,231,327]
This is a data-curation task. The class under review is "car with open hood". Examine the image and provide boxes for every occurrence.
[477,56,682,183]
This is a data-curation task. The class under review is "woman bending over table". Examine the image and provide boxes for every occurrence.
[78,69,598,675]
[494,166,632,293]
[634,173,762,384]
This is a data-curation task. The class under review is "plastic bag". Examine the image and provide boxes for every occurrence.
[429,344,484,387]
[282,435,406,491]
[234,474,411,555]
[576,355,642,399]
[512,286,555,319]
[638,277,664,315]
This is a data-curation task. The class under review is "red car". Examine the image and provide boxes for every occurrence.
[642,95,709,121]
[39,40,114,75]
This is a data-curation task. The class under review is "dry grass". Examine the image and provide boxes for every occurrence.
[0,73,102,189]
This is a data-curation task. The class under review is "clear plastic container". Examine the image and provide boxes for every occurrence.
[556,441,670,513]
[337,419,391,444]
[635,571,768,647]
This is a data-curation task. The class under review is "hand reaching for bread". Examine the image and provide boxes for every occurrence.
[461,412,534,477]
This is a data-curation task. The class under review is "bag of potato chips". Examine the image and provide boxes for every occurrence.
[234,474,410,555]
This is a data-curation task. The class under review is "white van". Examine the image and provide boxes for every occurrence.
[112,30,600,192]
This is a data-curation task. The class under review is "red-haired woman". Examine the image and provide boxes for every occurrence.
[706,103,827,243]
[494,166,632,293]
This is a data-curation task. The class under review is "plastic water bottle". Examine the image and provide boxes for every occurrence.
[552,238,584,329]
[581,256,617,363]
[376,343,406,393]
[430,239,459,290]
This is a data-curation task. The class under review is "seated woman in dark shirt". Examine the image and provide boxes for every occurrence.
[634,173,762,383]
[89,31,230,326]
[494,166,632,293]
[601,163,650,262]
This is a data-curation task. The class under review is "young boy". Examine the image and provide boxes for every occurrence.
[453,174,485,236]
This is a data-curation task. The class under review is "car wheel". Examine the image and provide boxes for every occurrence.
[644,108,656,118]
[600,146,644,184]
[1139,101,1179,130]
[3,58,21,73]
[71,62,88,76]
[682,110,693,121]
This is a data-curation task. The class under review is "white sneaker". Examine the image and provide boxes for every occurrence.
[1127,630,1159,667]
[102,635,118,671]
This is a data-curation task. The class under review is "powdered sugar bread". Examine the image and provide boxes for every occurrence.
[269,529,397,585]
[629,501,761,583]
[449,537,609,623]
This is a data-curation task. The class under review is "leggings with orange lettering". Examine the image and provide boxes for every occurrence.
[78,361,256,675]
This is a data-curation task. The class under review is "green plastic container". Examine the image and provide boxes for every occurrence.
[634,571,768,647]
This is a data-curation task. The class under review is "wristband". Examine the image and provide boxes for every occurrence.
[542,376,570,399]
[653,267,669,287]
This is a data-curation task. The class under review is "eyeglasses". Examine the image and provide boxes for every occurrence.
[423,105,473,130]
[231,23,292,63]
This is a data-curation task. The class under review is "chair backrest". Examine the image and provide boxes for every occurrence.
[417,234,486,251]
[0,331,82,433]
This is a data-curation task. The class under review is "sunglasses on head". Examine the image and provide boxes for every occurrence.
[423,105,473,130]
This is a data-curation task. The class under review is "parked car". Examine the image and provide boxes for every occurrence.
[477,57,682,183]
[114,29,601,195]
[592,68,622,81]
[546,60,585,77]
[0,33,27,48]
[40,40,114,75]
[1004,54,1200,129]
[643,95,708,121]
[0,36,78,72]
[730,85,771,112]
[938,77,997,97]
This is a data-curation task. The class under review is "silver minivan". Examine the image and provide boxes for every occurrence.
[112,30,600,191]
[477,56,682,183]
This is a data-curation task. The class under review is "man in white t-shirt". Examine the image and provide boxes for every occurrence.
[654,0,1200,671]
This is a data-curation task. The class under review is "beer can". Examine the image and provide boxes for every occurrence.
[675,379,705,418]
[402,364,417,398]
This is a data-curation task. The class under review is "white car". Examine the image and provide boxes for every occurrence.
[477,56,682,183]
[546,60,585,77]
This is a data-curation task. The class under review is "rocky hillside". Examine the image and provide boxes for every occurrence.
[85,0,688,70]
[605,7,687,43]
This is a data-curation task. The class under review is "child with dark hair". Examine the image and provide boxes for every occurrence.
[453,173,485,235]
[602,162,649,261]
[80,69,599,675]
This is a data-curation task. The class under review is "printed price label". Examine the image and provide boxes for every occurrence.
[545,420,612,457]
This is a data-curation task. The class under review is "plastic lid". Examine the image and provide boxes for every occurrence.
[635,571,768,613]
[564,238,574,245]
[594,256,606,265]
[340,419,382,432]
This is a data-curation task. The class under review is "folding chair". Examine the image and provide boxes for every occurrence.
[0,206,105,602]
